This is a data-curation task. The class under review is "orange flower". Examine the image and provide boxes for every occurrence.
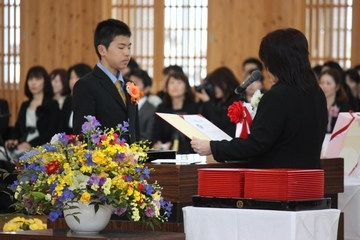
[126,82,144,104]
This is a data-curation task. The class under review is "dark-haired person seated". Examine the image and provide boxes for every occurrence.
[4,66,60,163]
[191,28,328,169]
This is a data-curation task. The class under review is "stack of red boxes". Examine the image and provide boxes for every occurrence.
[198,168,324,200]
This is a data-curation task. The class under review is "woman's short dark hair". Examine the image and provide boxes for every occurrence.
[320,69,348,103]
[162,65,184,75]
[94,19,131,60]
[128,68,152,88]
[162,72,195,106]
[24,66,53,99]
[50,68,71,96]
[205,67,239,101]
[259,28,317,93]
[67,63,92,81]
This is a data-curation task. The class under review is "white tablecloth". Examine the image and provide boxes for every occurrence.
[183,206,340,240]
[338,176,360,240]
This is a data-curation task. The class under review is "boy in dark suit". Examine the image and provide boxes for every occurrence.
[72,19,140,143]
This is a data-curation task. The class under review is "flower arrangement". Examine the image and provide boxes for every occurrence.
[7,116,172,228]
[227,90,263,138]
[126,82,144,104]
[3,216,47,232]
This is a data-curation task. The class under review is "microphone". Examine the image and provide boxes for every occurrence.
[234,70,262,94]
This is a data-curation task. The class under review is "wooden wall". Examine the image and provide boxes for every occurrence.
[207,0,306,89]
[9,0,111,125]
[2,0,360,125]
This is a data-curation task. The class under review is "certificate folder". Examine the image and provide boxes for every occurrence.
[192,196,331,211]
[155,113,232,141]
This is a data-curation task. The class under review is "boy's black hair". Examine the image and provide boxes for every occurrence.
[94,19,131,59]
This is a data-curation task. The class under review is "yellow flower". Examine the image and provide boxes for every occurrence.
[3,222,20,232]
[80,192,91,203]
[92,151,106,164]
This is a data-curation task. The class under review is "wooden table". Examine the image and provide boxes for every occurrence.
[0,229,185,240]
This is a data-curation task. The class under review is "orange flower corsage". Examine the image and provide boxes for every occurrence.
[126,82,144,104]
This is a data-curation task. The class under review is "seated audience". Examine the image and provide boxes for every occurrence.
[60,63,92,134]
[319,69,353,133]
[196,66,240,137]
[152,72,199,154]
[128,69,156,140]
[344,69,360,111]
[50,68,71,109]
[4,66,60,159]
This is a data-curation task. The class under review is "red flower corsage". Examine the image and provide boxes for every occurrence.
[227,101,253,139]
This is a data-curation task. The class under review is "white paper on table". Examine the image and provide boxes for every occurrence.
[155,113,232,141]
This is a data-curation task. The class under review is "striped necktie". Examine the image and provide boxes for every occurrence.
[115,80,127,105]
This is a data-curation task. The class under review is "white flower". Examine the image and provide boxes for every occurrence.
[50,133,62,144]
[68,172,90,191]
[250,89,263,109]
[45,194,51,201]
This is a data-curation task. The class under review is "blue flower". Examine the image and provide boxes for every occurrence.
[30,174,37,181]
[58,187,75,202]
[85,152,94,166]
[9,180,19,191]
[145,185,154,195]
[49,211,60,222]
[19,149,40,162]
[43,144,57,152]
[142,168,150,179]
[50,183,57,191]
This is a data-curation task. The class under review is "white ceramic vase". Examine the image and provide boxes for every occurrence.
[64,201,112,234]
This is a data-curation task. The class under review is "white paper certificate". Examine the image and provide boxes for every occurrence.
[156,113,232,141]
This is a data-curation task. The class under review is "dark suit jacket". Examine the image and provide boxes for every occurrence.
[210,82,328,169]
[139,100,156,141]
[0,99,10,139]
[59,96,73,134]
[9,98,60,147]
[72,65,140,143]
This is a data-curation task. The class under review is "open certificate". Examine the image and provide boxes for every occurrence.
[156,113,232,141]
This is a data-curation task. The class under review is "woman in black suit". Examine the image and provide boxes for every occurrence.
[152,72,199,154]
[5,66,60,156]
[191,28,328,169]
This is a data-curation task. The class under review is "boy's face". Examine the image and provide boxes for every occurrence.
[98,35,131,75]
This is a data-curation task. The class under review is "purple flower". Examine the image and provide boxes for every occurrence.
[117,121,129,133]
[87,174,101,185]
[145,206,155,218]
[99,177,107,186]
[160,198,173,217]
[58,133,69,145]
[126,175,132,182]
[82,116,101,134]
[91,133,100,144]
[114,206,127,216]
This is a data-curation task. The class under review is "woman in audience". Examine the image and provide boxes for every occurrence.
[344,69,360,111]
[60,63,92,134]
[50,68,70,109]
[190,28,328,169]
[5,66,60,159]
[128,68,156,141]
[319,69,353,133]
[152,72,199,154]
[196,66,240,137]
